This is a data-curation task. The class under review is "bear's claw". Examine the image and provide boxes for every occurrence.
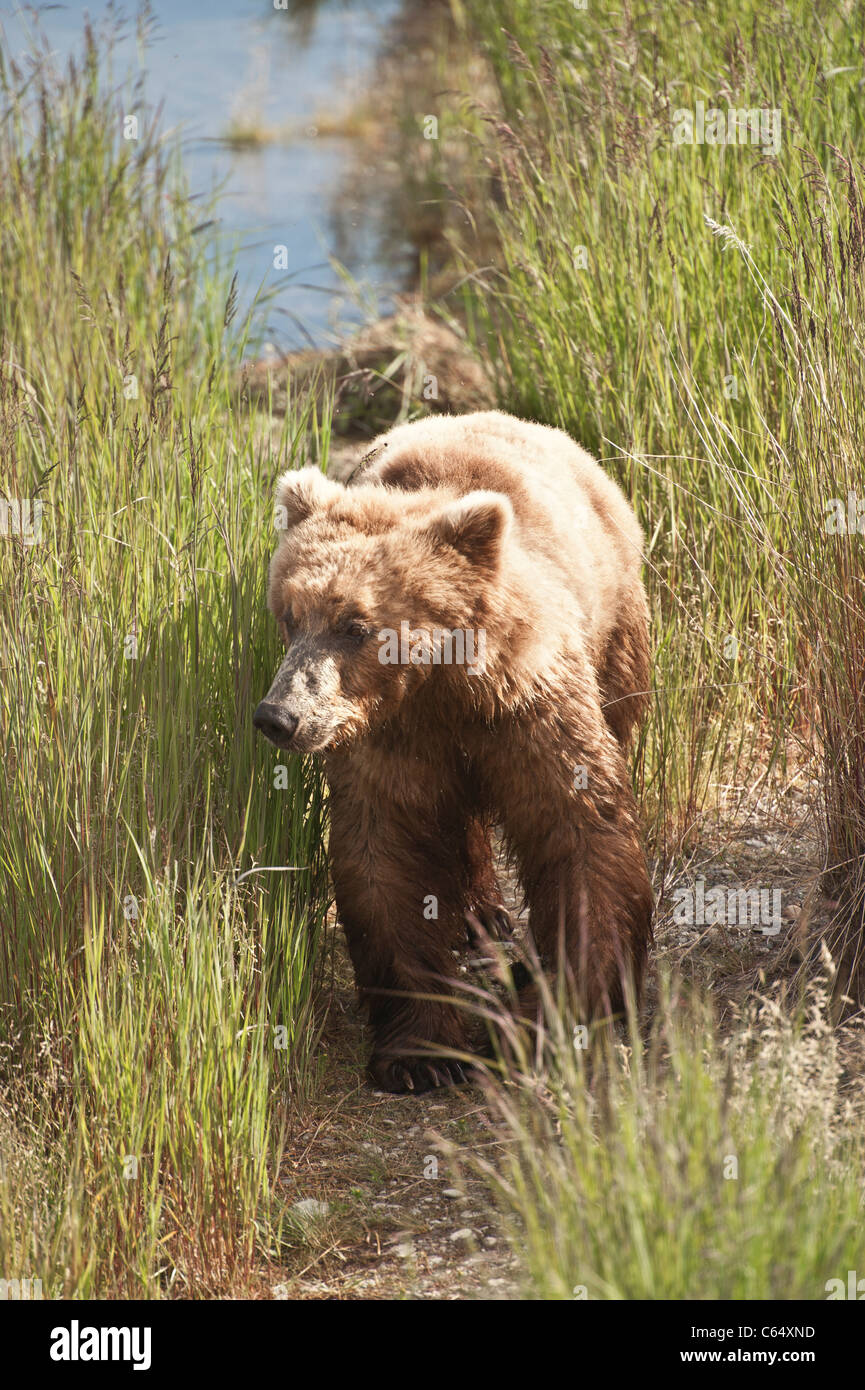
[464,903,515,947]
[369,1055,472,1094]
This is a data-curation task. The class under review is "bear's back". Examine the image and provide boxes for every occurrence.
[360,412,645,644]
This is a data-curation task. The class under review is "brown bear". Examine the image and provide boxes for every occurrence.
[255,411,653,1092]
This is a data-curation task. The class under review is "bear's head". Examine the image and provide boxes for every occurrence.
[254,466,513,753]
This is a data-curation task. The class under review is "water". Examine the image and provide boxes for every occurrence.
[1,0,410,349]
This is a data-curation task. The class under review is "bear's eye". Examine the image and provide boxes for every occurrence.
[340,618,372,644]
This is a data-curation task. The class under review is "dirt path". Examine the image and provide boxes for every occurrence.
[273,930,519,1300]
[269,769,842,1299]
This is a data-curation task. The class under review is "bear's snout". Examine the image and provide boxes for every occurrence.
[253,701,299,748]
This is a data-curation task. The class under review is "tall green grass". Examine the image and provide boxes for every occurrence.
[458,0,865,883]
[669,183,865,1010]
[477,977,865,1300]
[0,17,329,1296]
[446,0,865,1293]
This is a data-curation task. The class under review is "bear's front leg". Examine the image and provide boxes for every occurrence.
[325,750,475,1093]
[488,681,653,1021]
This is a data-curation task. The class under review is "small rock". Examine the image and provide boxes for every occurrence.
[290,1198,329,1220]
[782,903,802,922]
[442,1189,463,1199]
[450,1227,475,1244]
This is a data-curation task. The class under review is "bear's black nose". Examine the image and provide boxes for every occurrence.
[253,702,299,746]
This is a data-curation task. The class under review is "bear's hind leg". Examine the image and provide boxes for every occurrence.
[490,682,653,1023]
[463,815,514,947]
[597,591,651,751]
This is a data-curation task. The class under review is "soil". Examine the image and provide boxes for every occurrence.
[266,767,846,1299]
[240,292,495,473]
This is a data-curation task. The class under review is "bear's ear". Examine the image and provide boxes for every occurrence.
[427,491,513,569]
[275,466,342,529]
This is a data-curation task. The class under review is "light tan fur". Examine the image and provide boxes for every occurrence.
[257,411,653,1092]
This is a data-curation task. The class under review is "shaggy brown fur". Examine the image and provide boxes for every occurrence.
[256,411,653,1092]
